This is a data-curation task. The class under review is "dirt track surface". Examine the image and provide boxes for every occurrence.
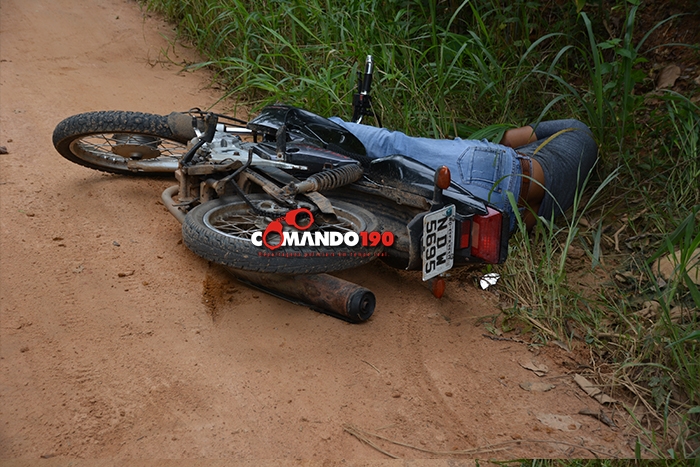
[0,0,634,461]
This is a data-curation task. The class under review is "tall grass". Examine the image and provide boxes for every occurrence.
[142,0,699,458]
[501,166,619,339]
[145,0,575,136]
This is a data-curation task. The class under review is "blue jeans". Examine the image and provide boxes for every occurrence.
[329,118,524,227]
[331,118,598,230]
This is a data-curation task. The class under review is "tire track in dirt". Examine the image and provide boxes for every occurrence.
[54,268,85,331]
[371,291,476,454]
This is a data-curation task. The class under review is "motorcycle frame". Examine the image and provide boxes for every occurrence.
[167,115,509,273]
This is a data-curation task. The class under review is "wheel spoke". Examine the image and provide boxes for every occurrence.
[210,212,261,238]
[70,132,186,170]
[204,199,361,241]
[82,139,114,153]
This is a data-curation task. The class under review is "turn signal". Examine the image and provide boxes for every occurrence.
[422,276,446,298]
[435,166,451,190]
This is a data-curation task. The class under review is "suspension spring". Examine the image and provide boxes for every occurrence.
[295,163,364,194]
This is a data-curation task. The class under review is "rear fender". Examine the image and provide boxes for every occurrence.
[366,156,488,215]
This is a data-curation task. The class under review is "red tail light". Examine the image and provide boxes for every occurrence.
[459,219,471,249]
[471,207,502,263]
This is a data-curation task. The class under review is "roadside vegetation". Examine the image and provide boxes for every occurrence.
[142,0,699,458]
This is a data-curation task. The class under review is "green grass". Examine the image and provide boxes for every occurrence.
[141,0,699,458]
[144,0,577,135]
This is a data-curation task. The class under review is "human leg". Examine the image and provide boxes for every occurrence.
[516,120,598,219]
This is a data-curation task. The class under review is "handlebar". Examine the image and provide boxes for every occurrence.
[361,55,373,96]
[351,55,380,126]
[181,112,219,166]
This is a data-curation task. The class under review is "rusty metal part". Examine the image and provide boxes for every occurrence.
[350,179,431,210]
[238,168,294,206]
[280,164,363,197]
[162,185,186,223]
[180,160,242,176]
[226,269,376,322]
[241,168,336,215]
[174,168,199,207]
[302,191,335,215]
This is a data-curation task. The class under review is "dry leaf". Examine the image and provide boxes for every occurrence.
[574,374,617,404]
[519,360,549,377]
[669,306,689,324]
[654,248,700,286]
[635,300,660,320]
[551,340,570,352]
[656,64,681,90]
[536,413,581,431]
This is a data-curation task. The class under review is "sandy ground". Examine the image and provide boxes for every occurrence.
[0,0,635,462]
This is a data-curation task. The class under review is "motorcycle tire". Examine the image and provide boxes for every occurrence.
[52,111,190,175]
[182,194,382,274]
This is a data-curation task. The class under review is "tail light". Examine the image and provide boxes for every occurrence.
[470,207,503,263]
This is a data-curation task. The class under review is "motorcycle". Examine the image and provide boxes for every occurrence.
[52,57,509,322]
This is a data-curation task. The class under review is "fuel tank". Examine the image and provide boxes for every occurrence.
[248,104,367,158]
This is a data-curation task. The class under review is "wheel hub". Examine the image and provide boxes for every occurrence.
[111,134,161,159]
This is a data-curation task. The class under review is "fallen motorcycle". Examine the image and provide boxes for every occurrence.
[52,57,509,322]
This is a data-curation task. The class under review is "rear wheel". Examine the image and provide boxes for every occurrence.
[182,195,381,274]
[52,111,190,174]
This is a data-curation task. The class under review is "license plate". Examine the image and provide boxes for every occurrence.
[422,205,455,281]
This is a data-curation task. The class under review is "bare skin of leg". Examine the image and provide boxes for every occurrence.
[500,126,545,229]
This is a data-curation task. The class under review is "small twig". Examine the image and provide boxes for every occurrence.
[613,224,626,252]
[343,424,508,457]
[595,332,624,340]
[343,424,399,458]
[361,360,381,374]
[619,374,663,423]
[579,407,618,429]
[342,423,615,458]
[481,333,528,344]
[375,423,396,431]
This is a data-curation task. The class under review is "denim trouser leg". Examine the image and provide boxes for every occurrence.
[329,118,523,224]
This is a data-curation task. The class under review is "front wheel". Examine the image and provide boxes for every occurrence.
[52,111,190,175]
[182,195,382,274]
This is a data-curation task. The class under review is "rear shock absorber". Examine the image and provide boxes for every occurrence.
[283,163,364,195]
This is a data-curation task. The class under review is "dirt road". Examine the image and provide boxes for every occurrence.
[0,0,633,461]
